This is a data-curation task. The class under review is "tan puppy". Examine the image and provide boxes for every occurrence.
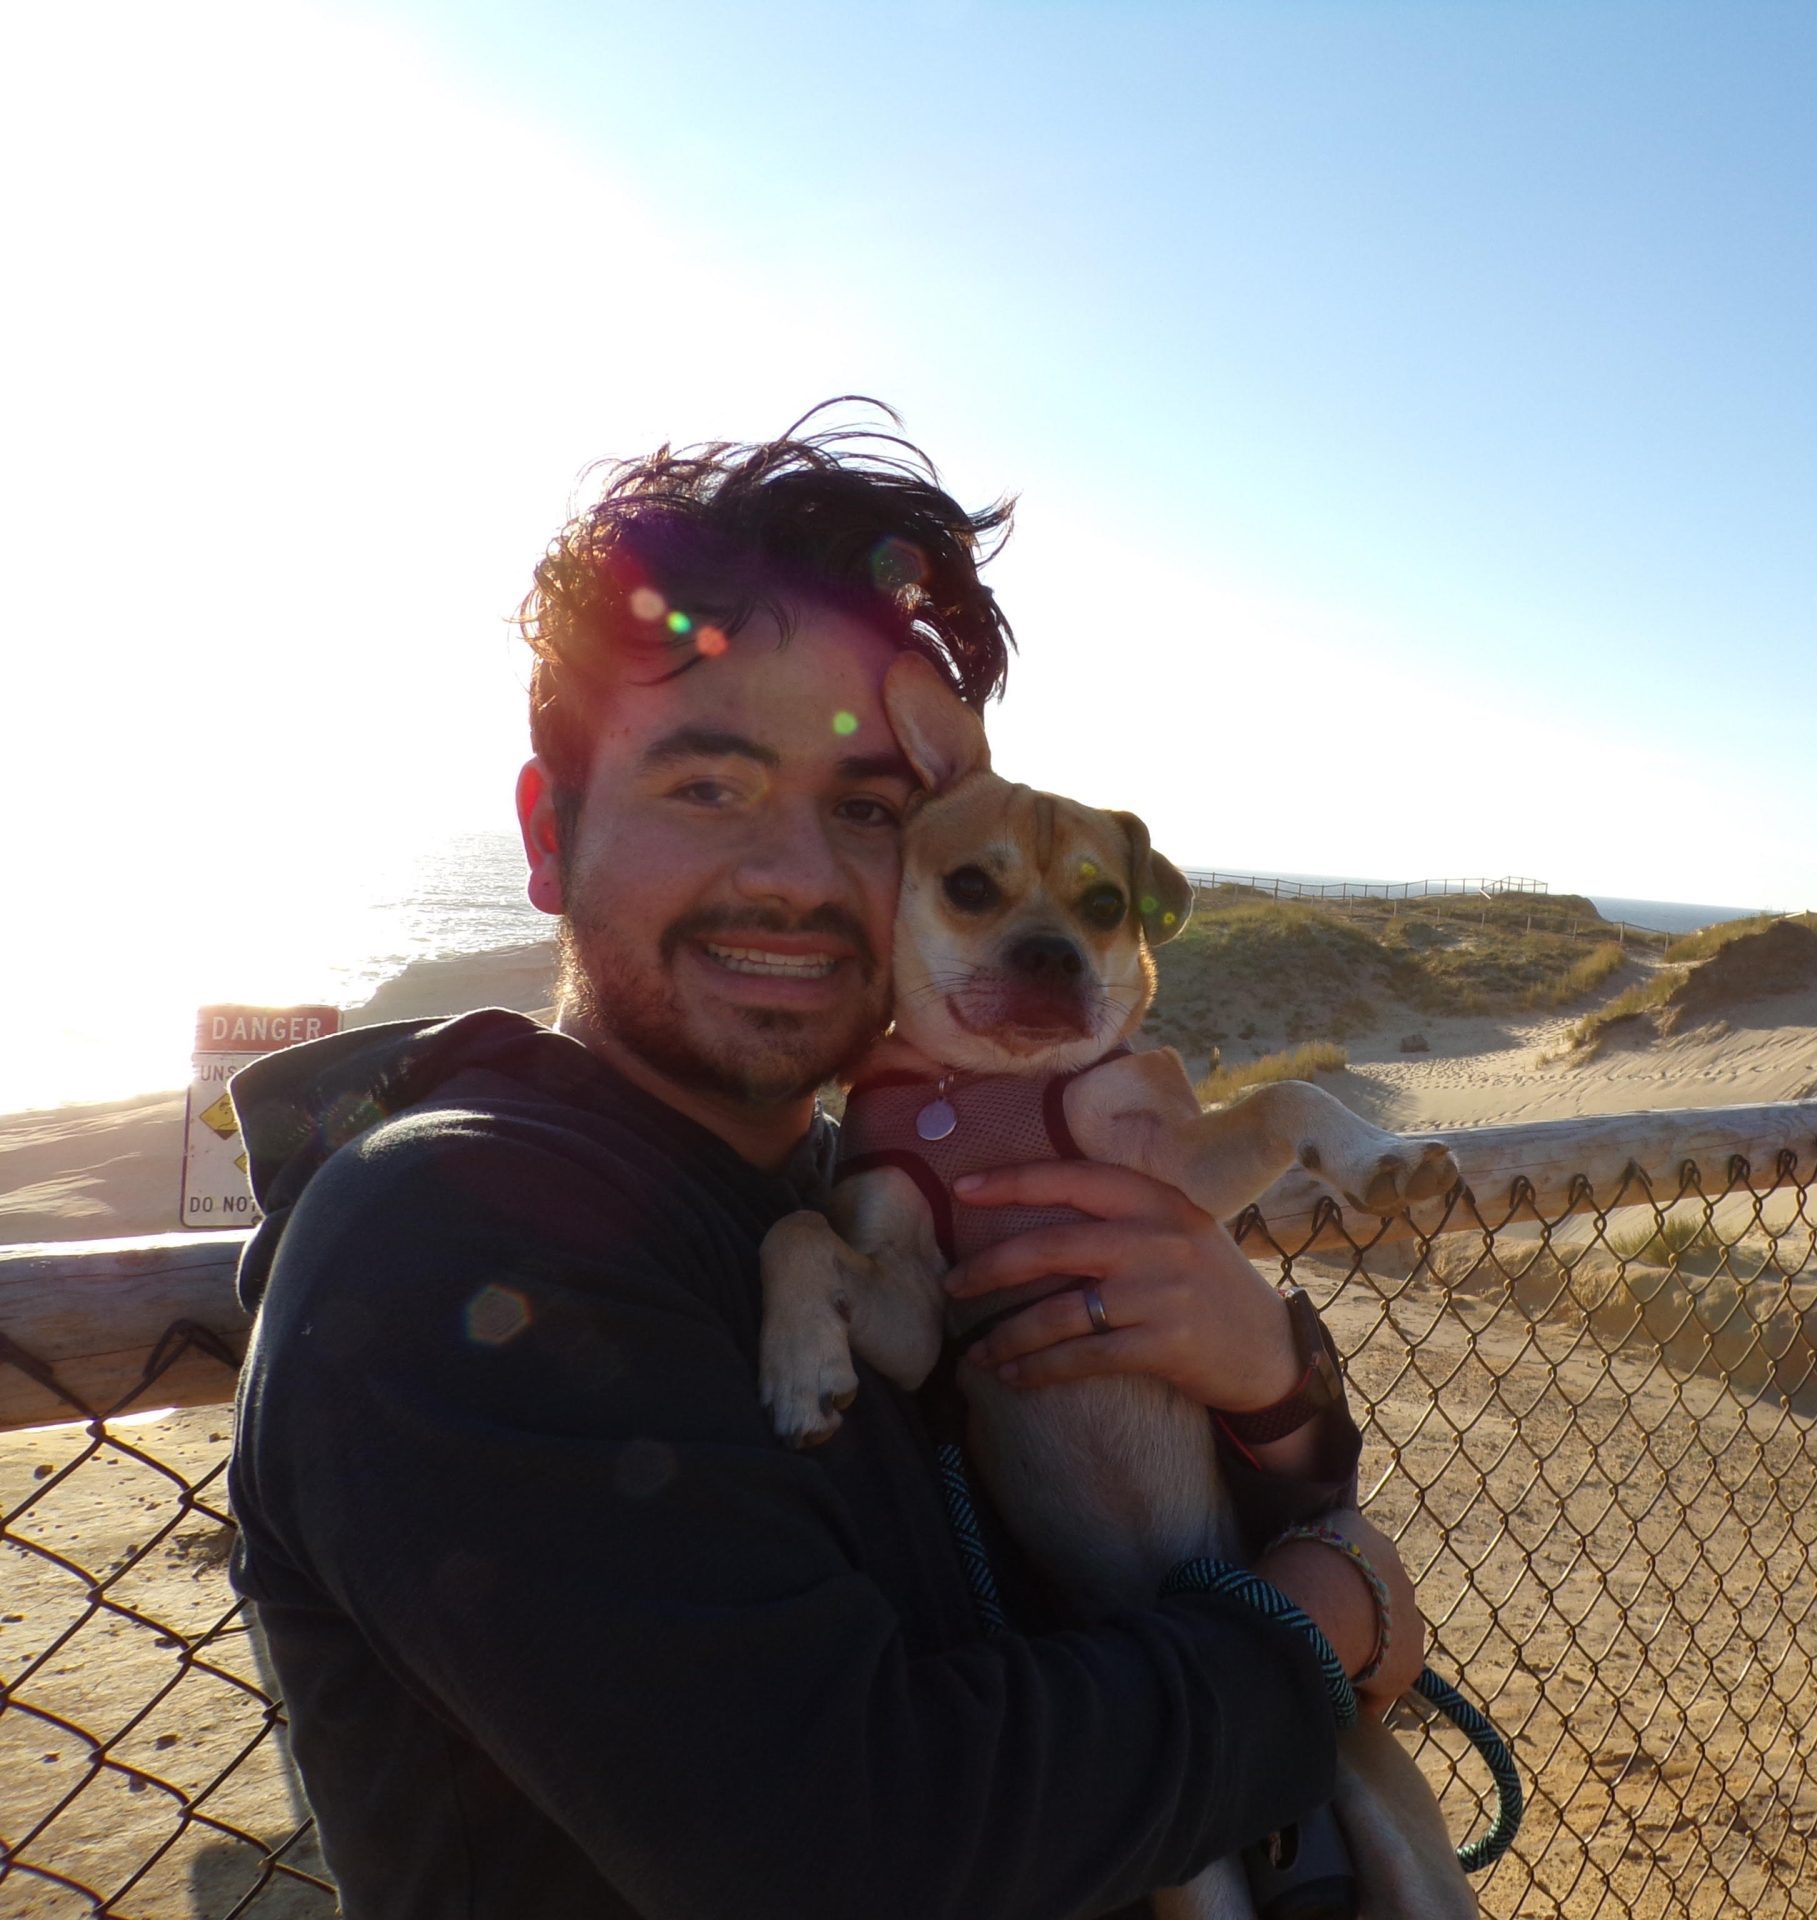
[759,655,1475,1919]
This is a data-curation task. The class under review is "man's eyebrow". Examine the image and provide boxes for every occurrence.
[639,727,781,769]
[838,750,917,783]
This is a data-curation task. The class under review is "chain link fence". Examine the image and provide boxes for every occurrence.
[3,1129,1814,1916]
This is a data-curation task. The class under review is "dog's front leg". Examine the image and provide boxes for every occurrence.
[1065,1052,1458,1222]
[1062,1048,1293,1217]
[759,1168,947,1447]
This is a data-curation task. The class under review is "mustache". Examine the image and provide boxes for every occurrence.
[657,904,878,974]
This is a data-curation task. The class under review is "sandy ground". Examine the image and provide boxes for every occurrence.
[1328,984,1817,1133]
[3,936,1815,1915]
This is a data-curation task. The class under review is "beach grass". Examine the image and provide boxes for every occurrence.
[1665,909,1817,964]
[1146,890,1642,1058]
[1605,1209,1728,1269]
[1196,1040,1346,1106]
[1566,969,1686,1051]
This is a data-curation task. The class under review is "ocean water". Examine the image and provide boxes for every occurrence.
[1578,896,1770,936]
[3,831,550,1116]
[0,834,1775,1114]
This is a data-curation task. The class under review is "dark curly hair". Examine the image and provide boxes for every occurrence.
[517,400,1015,855]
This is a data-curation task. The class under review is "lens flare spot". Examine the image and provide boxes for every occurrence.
[831,710,859,736]
[465,1283,531,1347]
[1162,910,1178,926]
[629,587,665,622]
[1078,860,1099,880]
[869,535,929,592]
[666,610,692,634]
[696,624,729,657]
[1140,895,1159,917]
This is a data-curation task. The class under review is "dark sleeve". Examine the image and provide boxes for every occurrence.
[237,1119,1340,1920]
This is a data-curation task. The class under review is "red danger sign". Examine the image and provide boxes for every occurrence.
[181,1004,342,1228]
[194,1005,339,1053]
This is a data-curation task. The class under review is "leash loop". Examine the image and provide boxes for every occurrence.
[935,1452,1522,1874]
[1162,1557,1359,1729]
[1411,1668,1524,1872]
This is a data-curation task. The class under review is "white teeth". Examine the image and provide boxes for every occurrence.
[703,944,839,978]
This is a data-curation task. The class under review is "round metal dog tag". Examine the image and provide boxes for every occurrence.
[916,1098,958,1142]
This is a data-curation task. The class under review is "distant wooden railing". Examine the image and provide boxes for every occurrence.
[1182,871,1551,902]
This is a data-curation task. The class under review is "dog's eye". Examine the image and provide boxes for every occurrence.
[1080,884,1127,930]
[943,866,999,912]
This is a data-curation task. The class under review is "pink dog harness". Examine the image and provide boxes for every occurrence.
[835,1048,1129,1270]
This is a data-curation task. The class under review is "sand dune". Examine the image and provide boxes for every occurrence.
[1326,987,1817,1134]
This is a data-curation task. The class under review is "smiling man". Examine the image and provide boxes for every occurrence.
[227,410,1412,1920]
[524,598,912,1164]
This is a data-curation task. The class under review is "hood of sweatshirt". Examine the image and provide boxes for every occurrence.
[228,1009,838,1315]
[228,1011,596,1313]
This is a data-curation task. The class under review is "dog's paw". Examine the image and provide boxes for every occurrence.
[759,1320,860,1450]
[1336,1138,1459,1217]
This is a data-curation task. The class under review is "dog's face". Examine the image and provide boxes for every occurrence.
[882,655,1193,1075]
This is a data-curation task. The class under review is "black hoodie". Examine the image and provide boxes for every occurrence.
[228,1011,1355,1919]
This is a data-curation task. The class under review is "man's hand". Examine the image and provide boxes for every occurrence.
[1257,1510,1426,1718]
[946,1159,1300,1412]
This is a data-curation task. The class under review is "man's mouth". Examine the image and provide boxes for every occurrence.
[702,944,842,980]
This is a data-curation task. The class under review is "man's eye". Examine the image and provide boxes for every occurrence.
[1080,884,1127,930]
[943,866,1000,912]
[836,797,901,829]
[672,779,739,808]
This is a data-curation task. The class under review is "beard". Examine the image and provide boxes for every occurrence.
[556,898,889,1108]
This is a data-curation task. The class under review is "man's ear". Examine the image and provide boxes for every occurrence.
[516,759,566,915]
[883,654,991,794]
[1112,811,1193,947]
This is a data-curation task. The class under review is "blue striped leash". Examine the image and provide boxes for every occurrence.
[937,1443,1521,1874]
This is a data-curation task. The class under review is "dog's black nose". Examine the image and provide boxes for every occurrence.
[1008,933,1085,980]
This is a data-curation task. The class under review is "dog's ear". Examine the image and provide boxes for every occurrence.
[883,654,991,794]
[1112,811,1193,947]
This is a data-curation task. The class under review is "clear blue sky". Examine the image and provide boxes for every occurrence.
[413,0,1817,737]
[3,0,1812,986]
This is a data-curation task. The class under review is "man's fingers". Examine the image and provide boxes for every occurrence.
[977,1327,1152,1390]
[946,1224,1191,1298]
[953,1159,1200,1225]
[967,1285,1119,1367]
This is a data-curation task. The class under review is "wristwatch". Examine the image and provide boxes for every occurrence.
[1215,1285,1343,1446]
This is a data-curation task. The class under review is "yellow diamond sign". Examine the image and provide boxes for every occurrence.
[182,1003,339,1230]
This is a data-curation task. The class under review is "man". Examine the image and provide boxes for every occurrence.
[229,411,1418,1918]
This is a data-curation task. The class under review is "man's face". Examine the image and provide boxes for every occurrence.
[527,603,916,1110]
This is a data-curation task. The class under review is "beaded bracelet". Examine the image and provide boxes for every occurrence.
[1268,1522,1392,1686]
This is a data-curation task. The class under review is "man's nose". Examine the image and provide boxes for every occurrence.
[731,804,846,908]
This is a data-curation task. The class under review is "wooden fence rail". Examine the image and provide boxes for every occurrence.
[5,1100,1814,1435]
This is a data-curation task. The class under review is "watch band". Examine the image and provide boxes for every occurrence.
[1215,1285,1343,1446]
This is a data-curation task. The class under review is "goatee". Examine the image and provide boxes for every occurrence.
[555,904,887,1107]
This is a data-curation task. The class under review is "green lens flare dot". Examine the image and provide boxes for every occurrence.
[832,710,859,736]
[666,611,692,634]
[1141,895,1158,915]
